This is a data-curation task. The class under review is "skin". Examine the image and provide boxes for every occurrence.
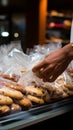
[32,43,73,82]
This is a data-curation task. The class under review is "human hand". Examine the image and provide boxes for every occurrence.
[32,47,71,82]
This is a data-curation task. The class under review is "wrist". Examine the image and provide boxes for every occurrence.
[62,43,73,60]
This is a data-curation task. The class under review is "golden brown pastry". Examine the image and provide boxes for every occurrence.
[44,85,56,94]
[5,82,26,94]
[64,83,73,90]
[0,105,10,115]
[15,96,32,107]
[50,10,58,16]
[1,74,20,82]
[54,87,64,96]
[27,95,44,105]
[43,93,51,103]
[10,103,22,112]
[25,86,47,97]
[67,68,73,78]
[0,94,13,105]
[63,20,71,28]
[56,76,65,86]
[61,85,69,93]
[0,86,24,99]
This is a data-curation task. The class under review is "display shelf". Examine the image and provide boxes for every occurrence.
[0,97,73,130]
[47,15,72,21]
[46,14,72,43]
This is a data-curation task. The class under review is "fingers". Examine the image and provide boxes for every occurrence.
[32,60,61,82]
[40,64,54,75]
[48,75,58,82]
[40,67,60,82]
[32,62,57,82]
[32,60,46,72]
[43,74,58,82]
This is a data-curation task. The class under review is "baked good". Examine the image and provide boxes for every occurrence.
[64,83,73,90]
[43,93,51,103]
[15,96,32,107]
[11,103,22,112]
[5,82,26,94]
[1,74,20,82]
[0,86,24,99]
[56,76,65,86]
[0,78,26,94]
[0,105,10,115]
[0,94,13,105]
[27,95,44,104]
[25,86,47,97]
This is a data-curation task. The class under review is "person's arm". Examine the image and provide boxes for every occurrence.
[32,43,73,82]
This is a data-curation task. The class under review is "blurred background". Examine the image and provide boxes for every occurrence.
[0,0,73,52]
[0,1,73,128]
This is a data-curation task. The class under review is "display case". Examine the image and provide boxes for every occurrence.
[46,10,72,46]
[0,97,73,130]
[0,44,73,129]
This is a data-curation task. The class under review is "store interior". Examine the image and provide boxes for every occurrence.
[0,0,73,51]
[0,0,73,129]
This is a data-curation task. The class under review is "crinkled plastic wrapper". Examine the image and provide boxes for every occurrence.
[0,42,73,116]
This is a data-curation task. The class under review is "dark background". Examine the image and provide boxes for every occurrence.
[47,0,73,10]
